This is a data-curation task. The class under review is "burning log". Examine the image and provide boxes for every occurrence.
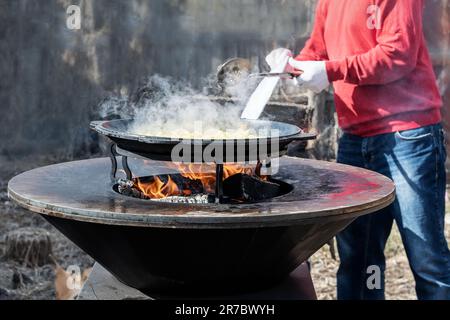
[133,174,205,199]
[4,228,53,267]
[158,175,204,196]
[223,173,281,202]
[118,175,207,202]
[118,179,149,199]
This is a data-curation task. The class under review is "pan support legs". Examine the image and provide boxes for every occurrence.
[108,142,133,184]
[256,159,272,177]
[215,164,224,204]
[108,142,274,204]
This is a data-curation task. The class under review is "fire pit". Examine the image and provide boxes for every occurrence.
[8,154,395,297]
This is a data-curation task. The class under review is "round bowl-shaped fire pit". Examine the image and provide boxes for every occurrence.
[8,157,395,297]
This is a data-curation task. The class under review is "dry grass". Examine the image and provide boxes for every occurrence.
[310,197,450,300]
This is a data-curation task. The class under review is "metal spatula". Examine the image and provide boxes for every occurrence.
[248,72,298,79]
[241,57,290,120]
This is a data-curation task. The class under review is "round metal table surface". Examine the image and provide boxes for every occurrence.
[8,157,395,229]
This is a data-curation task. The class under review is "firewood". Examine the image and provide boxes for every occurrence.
[223,173,280,202]
[158,175,204,195]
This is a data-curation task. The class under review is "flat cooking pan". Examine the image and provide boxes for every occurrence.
[91,119,316,163]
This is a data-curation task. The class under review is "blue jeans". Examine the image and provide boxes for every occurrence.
[336,123,450,300]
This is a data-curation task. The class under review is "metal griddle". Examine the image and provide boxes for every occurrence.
[90,119,316,163]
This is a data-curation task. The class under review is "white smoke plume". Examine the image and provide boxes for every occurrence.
[97,73,266,139]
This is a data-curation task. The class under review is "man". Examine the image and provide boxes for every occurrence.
[267,0,450,299]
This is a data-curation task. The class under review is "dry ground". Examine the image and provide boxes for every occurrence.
[0,156,94,300]
[1,155,449,300]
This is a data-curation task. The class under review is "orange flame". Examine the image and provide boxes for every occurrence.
[136,175,180,199]
[135,164,262,199]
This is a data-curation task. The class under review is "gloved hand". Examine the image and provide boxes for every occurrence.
[265,48,296,73]
[288,59,330,93]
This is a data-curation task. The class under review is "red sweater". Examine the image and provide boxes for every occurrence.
[296,0,442,137]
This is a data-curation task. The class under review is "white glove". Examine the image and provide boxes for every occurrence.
[288,58,330,93]
[265,48,295,73]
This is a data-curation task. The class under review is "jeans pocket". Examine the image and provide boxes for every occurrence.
[395,128,433,141]
[440,128,447,144]
[440,128,447,160]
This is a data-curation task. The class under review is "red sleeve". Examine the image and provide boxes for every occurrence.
[295,0,329,61]
[326,0,424,85]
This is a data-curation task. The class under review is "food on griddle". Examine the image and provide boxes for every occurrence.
[129,121,272,140]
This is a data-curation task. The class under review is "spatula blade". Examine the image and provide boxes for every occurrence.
[241,56,289,120]
[240,77,281,120]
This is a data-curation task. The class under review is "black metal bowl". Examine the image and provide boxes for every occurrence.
[7,158,396,297]
[43,214,353,297]
[91,119,316,162]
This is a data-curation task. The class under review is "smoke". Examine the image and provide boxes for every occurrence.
[97,72,265,139]
[97,94,132,119]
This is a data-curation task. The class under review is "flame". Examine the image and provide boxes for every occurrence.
[177,164,255,193]
[136,175,180,199]
[135,164,263,199]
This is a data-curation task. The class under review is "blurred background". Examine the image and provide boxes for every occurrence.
[0,0,449,300]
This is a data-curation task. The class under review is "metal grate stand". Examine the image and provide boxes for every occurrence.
[108,142,132,183]
[215,163,224,204]
[108,142,274,204]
